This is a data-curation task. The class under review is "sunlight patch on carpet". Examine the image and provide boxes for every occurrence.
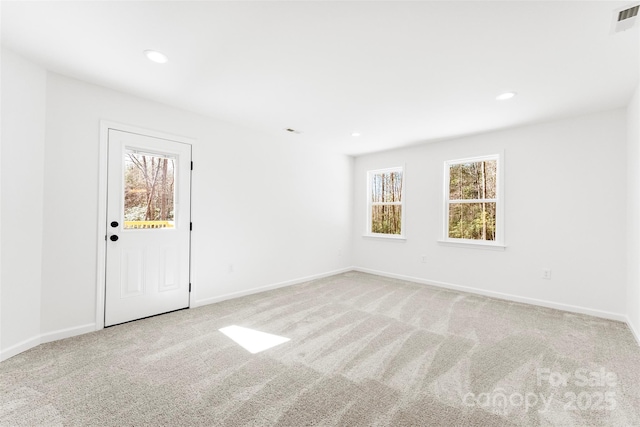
[219,325,290,354]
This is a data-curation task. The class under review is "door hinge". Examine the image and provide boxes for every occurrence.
[189,283,192,292]
[190,222,193,231]
[191,161,193,170]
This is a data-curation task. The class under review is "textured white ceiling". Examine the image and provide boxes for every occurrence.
[2,1,638,155]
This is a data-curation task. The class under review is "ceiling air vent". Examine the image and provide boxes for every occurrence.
[611,4,639,33]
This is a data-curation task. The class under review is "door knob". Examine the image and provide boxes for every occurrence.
[110,235,119,242]
[110,221,119,228]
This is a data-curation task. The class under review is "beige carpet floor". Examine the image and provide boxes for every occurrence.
[1,271,639,426]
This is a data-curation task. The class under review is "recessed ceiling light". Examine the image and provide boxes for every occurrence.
[351,132,361,137]
[496,92,517,100]
[144,49,168,64]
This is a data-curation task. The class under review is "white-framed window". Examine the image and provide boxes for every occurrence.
[443,153,504,247]
[366,166,405,238]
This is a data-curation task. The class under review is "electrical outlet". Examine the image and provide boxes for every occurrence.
[421,255,427,263]
[542,268,551,280]
[228,263,234,273]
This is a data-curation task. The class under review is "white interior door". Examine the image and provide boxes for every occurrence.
[105,129,191,326]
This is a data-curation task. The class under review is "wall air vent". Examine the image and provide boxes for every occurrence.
[611,4,639,33]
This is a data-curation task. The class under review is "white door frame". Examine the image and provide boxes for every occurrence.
[96,121,195,330]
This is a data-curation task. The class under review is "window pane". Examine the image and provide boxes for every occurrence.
[371,205,402,235]
[124,150,175,230]
[448,202,496,240]
[449,160,496,200]
[371,174,382,203]
[371,171,403,203]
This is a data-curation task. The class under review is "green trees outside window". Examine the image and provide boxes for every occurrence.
[368,168,404,235]
[447,158,497,241]
[124,150,175,225]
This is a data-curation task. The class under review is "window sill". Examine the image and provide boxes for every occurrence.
[437,239,506,251]
[363,234,407,241]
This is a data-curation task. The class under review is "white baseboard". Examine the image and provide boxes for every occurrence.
[3,267,636,361]
[40,323,96,344]
[354,267,627,323]
[626,316,640,346]
[0,323,96,362]
[1,267,354,361]
[192,267,354,308]
[0,335,41,362]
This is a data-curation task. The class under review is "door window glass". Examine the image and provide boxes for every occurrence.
[124,149,176,229]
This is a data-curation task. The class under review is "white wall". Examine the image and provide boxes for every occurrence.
[627,84,640,341]
[0,48,46,358]
[354,109,628,320]
[40,72,353,334]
